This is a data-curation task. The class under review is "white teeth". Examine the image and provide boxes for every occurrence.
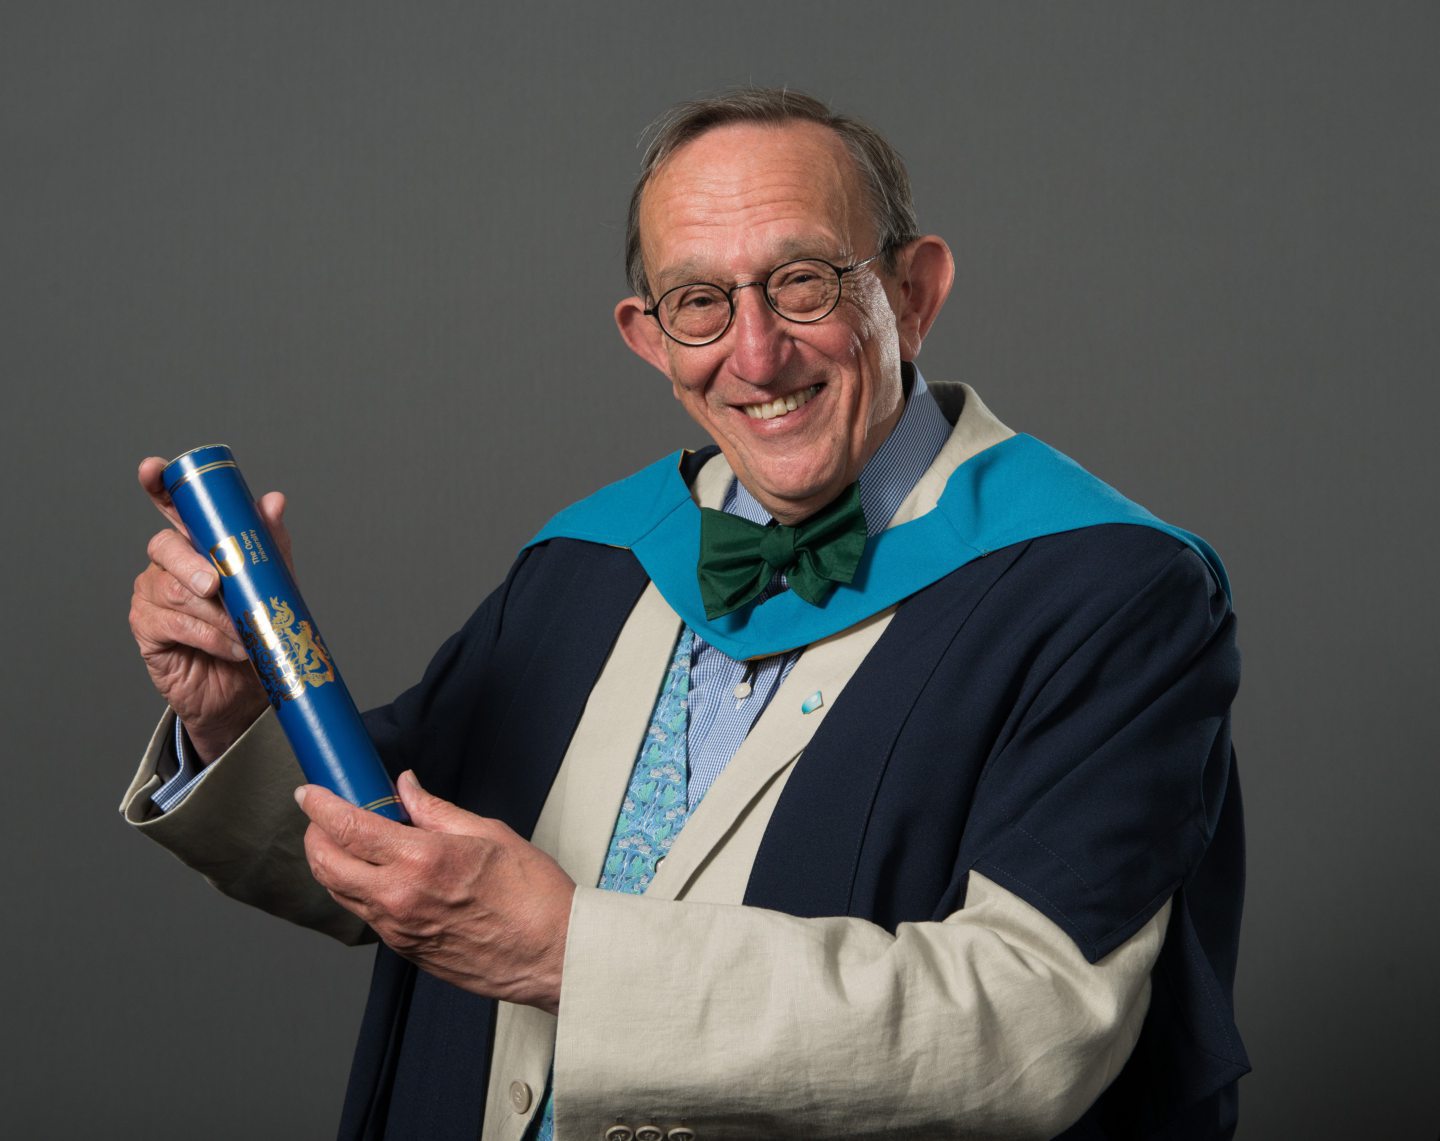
[743,384,820,420]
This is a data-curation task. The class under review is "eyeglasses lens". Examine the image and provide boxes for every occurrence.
[660,285,731,344]
[767,260,840,320]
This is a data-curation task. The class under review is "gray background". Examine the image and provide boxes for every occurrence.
[3,2,1436,1137]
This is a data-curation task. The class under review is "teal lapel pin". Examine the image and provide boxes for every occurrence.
[801,691,824,714]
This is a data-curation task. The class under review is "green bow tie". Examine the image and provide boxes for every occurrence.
[697,483,868,620]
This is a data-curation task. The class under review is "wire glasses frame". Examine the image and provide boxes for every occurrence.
[643,252,884,347]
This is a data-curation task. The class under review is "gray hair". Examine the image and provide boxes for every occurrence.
[624,87,920,298]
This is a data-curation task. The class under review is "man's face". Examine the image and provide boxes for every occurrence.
[620,122,915,524]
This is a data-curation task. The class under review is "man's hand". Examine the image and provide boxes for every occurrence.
[296,770,575,1015]
[128,456,293,762]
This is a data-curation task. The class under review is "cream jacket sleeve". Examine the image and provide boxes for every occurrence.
[119,707,371,946]
[551,879,1168,1141]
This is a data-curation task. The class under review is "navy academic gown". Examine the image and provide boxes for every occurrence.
[339,449,1248,1141]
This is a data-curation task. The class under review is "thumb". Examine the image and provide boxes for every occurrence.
[397,770,486,836]
[138,456,189,535]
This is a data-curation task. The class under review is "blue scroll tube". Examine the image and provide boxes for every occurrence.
[162,445,408,822]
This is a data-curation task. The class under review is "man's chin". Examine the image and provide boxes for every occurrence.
[736,472,853,525]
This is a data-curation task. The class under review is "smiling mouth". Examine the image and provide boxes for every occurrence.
[741,384,822,421]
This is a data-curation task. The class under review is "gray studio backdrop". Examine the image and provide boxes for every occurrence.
[4,3,1436,1138]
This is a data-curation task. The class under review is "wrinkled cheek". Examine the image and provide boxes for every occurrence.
[675,378,723,418]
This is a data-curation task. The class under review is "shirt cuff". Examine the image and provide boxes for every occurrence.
[149,718,209,813]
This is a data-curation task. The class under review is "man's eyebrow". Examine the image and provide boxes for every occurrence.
[650,240,851,293]
[651,259,711,293]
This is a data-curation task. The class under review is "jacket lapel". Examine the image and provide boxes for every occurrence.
[547,584,683,886]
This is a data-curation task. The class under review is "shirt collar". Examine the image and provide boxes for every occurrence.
[723,363,952,536]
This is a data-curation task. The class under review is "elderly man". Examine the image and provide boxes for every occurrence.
[124,90,1247,1140]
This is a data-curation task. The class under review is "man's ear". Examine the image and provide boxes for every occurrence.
[890,236,955,362]
[615,296,672,376]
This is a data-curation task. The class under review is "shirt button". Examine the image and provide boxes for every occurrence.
[508,1080,532,1113]
[636,1128,664,1141]
[667,1129,697,1141]
[604,1127,635,1141]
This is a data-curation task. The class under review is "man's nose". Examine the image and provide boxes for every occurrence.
[726,283,790,385]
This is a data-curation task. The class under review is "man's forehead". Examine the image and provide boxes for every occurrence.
[639,121,867,287]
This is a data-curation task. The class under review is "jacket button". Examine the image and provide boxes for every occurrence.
[636,1128,664,1141]
[604,1127,635,1141]
[508,1080,532,1113]
[667,1129,697,1141]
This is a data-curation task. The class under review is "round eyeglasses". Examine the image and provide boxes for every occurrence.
[643,253,883,347]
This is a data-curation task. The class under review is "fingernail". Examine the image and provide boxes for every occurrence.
[229,640,249,661]
[400,769,422,791]
[191,570,215,594]
[293,786,308,807]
